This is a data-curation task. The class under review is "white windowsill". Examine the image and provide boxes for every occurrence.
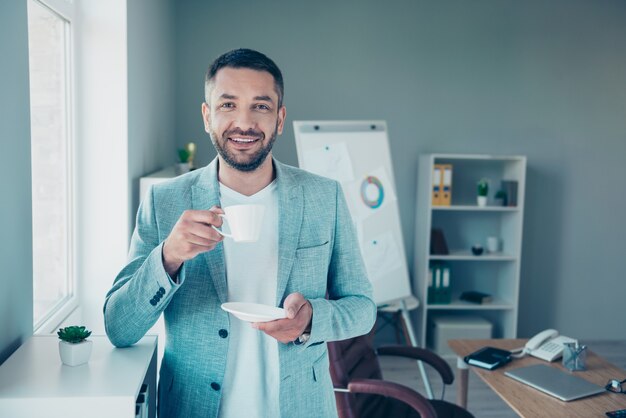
[34,296,79,335]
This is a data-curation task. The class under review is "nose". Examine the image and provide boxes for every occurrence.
[232,108,257,132]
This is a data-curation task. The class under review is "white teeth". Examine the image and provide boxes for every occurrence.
[231,137,257,143]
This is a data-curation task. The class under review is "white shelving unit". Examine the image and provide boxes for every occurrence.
[414,154,526,356]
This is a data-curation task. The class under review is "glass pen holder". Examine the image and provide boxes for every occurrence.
[562,342,587,371]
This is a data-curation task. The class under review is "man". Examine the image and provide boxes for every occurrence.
[104,48,376,418]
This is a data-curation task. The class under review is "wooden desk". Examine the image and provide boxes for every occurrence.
[449,339,626,418]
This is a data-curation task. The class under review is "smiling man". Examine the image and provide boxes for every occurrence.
[104,49,376,418]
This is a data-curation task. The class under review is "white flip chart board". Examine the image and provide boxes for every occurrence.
[293,120,413,306]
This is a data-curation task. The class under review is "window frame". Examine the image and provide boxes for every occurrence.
[29,0,79,334]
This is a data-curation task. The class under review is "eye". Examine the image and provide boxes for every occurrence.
[254,103,270,111]
[220,102,235,109]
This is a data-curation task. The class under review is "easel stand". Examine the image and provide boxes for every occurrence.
[378,296,434,399]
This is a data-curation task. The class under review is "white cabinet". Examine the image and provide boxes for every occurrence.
[0,335,157,418]
[414,154,526,356]
[139,166,177,202]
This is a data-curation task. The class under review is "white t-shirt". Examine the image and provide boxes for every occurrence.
[218,180,280,418]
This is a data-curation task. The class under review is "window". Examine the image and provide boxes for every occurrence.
[27,0,76,331]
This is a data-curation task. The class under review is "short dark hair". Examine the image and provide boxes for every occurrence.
[205,48,284,107]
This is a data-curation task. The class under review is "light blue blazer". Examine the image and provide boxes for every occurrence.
[104,158,376,418]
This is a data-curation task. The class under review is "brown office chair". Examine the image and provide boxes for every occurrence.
[328,333,473,418]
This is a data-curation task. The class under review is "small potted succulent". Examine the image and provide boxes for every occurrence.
[58,325,93,366]
[175,142,197,174]
[477,179,489,207]
[176,148,191,175]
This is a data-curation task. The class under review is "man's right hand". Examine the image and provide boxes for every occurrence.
[162,206,225,277]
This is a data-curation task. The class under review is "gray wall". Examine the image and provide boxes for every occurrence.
[173,0,626,339]
[0,1,33,364]
[128,0,176,233]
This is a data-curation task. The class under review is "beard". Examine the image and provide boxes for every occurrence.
[209,124,277,172]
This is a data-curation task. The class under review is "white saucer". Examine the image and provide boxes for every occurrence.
[221,302,286,323]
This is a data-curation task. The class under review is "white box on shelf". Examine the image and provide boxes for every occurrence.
[429,316,492,357]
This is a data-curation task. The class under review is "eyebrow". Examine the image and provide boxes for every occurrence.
[218,93,274,103]
[254,95,274,103]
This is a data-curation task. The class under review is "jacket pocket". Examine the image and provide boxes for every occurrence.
[311,348,329,382]
[296,240,329,252]
[293,242,331,295]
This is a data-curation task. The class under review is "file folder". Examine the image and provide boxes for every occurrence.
[427,266,435,304]
[429,263,451,304]
[433,264,441,303]
[440,264,451,304]
[440,164,452,206]
[432,165,442,205]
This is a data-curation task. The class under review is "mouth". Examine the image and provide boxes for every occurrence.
[227,136,262,150]
[229,137,260,144]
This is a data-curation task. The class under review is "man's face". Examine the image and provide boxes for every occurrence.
[202,67,286,172]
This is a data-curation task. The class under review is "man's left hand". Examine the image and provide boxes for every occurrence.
[252,292,312,344]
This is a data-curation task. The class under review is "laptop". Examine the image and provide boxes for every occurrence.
[505,364,605,401]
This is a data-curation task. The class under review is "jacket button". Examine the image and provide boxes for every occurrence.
[218,329,228,338]
[211,382,221,391]
[150,298,157,306]
[159,287,165,295]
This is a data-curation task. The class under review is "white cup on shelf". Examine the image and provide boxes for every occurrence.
[486,236,501,253]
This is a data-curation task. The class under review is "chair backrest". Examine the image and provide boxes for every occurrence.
[328,333,384,418]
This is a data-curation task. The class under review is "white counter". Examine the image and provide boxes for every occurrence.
[0,335,157,418]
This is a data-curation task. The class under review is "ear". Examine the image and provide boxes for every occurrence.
[276,105,286,135]
[201,102,211,133]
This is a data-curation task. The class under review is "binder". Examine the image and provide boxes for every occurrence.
[427,266,435,304]
[440,265,451,304]
[433,264,441,303]
[432,165,443,205]
[429,263,451,304]
[440,164,453,206]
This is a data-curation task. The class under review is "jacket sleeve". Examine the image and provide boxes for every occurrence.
[103,186,186,347]
[305,182,377,346]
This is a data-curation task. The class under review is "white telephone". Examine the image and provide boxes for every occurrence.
[522,329,577,362]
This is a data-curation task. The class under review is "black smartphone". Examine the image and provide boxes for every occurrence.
[606,409,626,417]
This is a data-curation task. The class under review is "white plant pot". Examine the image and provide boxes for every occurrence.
[477,196,488,207]
[59,340,93,366]
[175,162,190,175]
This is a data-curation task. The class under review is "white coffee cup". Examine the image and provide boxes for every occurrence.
[486,236,501,253]
[212,204,265,243]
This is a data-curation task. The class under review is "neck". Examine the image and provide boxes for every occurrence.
[217,154,275,196]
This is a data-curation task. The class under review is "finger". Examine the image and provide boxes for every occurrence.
[185,209,223,226]
[208,205,225,215]
[183,242,216,257]
[253,318,292,333]
[283,293,306,319]
[186,223,224,242]
[185,232,221,247]
[252,319,278,332]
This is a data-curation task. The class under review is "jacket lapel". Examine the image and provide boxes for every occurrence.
[275,161,304,306]
[191,158,228,304]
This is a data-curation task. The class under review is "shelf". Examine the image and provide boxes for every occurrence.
[427,298,515,310]
[430,251,517,261]
[432,205,519,212]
